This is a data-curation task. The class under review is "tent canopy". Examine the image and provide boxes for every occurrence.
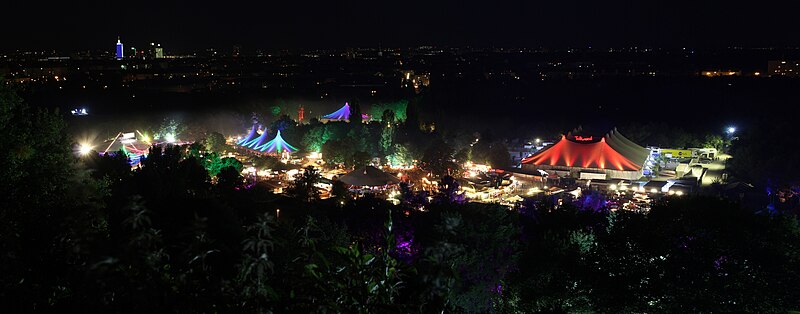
[243,128,269,149]
[255,130,298,153]
[338,166,401,186]
[322,102,351,120]
[237,125,258,145]
[522,129,648,171]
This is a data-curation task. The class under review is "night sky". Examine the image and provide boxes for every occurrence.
[3,0,800,52]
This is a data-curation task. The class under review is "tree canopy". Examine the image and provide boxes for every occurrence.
[2,84,799,313]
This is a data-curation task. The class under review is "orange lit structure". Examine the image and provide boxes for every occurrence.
[521,128,650,180]
[298,106,305,123]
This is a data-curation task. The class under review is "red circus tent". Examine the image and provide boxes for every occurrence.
[521,131,648,171]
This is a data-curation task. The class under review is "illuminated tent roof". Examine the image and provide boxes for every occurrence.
[237,125,258,145]
[338,166,401,186]
[322,102,351,120]
[522,130,648,171]
[605,128,650,166]
[241,127,269,149]
[255,130,298,153]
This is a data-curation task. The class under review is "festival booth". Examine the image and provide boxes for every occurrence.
[338,166,401,196]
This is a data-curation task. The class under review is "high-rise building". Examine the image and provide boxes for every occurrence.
[155,44,164,59]
[116,37,124,59]
[148,43,164,59]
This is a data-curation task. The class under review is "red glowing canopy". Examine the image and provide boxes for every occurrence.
[522,132,646,171]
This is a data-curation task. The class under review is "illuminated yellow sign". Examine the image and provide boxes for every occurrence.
[661,149,692,158]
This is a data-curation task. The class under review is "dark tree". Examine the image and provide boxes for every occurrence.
[592,196,800,312]
[420,139,458,177]
[470,140,491,164]
[381,109,396,125]
[87,151,133,183]
[322,139,352,166]
[350,151,372,170]
[487,142,512,168]
[405,97,420,131]
[270,114,295,132]
[330,179,351,203]
[217,166,244,191]
[0,84,106,311]
[288,166,321,202]
[350,101,363,124]
[203,131,230,153]
[728,119,800,189]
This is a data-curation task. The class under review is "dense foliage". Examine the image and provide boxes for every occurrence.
[2,86,800,312]
[728,119,800,187]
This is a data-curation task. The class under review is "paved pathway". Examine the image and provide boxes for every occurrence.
[701,153,731,186]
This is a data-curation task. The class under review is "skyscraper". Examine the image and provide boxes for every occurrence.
[147,42,165,59]
[155,44,164,58]
[116,37,124,59]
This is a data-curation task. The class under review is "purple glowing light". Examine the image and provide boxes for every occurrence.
[242,128,269,149]
[237,125,258,145]
[322,102,351,120]
[255,130,298,153]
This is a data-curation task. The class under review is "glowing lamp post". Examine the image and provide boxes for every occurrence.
[78,143,93,156]
[725,126,738,146]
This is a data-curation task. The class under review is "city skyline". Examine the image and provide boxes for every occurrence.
[3,0,800,52]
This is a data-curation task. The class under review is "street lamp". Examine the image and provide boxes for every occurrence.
[78,143,93,156]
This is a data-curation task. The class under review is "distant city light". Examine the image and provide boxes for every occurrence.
[70,108,88,116]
